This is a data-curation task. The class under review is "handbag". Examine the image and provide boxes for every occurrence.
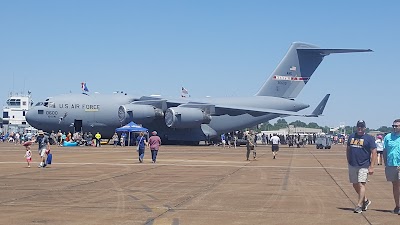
[46,153,52,165]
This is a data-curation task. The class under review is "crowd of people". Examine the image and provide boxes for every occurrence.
[218,131,328,149]
[0,128,164,167]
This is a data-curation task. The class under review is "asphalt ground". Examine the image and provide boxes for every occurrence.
[0,142,399,225]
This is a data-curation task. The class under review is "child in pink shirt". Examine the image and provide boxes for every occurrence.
[24,146,32,168]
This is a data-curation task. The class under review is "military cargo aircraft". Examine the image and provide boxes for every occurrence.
[26,42,372,144]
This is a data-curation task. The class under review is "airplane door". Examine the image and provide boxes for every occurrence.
[74,119,83,133]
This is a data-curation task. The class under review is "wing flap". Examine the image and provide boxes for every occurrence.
[214,105,310,117]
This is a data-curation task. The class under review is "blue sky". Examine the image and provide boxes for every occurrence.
[1,0,399,129]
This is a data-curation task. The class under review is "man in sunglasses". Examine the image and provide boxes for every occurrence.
[347,120,377,213]
[383,119,400,214]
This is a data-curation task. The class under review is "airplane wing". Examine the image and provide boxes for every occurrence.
[141,92,329,118]
[212,105,314,117]
[167,94,330,118]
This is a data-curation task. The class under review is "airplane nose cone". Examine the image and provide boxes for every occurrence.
[26,108,37,126]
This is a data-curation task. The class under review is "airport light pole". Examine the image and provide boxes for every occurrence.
[340,122,345,136]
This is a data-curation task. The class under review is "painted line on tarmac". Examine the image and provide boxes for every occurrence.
[0,161,362,170]
[121,159,247,164]
[0,149,346,156]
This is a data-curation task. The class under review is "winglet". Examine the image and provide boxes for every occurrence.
[309,94,330,117]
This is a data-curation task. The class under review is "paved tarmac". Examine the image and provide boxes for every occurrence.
[0,142,398,225]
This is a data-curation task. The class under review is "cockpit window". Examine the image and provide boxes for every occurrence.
[43,101,55,108]
[42,97,53,107]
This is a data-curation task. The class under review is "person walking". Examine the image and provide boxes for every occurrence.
[376,135,384,165]
[112,132,119,148]
[347,120,377,213]
[270,133,280,159]
[120,133,126,147]
[57,130,62,146]
[233,132,238,149]
[262,133,267,145]
[36,130,50,168]
[24,144,32,168]
[383,118,400,214]
[227,133,232,148]
[148,131,161,163]
[136,132,147,163]
[246,131,256,160]
[95,132,101,147]
[221,133,226,149]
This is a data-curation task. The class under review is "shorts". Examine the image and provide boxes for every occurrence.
[39,148,47,157]
[222,140,226,144]
[26,158,32,162]
[348,165,369,183]
[272,144,279,152]
[385,166,400,182]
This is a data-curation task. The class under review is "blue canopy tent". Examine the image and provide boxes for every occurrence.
[115,122,148,146]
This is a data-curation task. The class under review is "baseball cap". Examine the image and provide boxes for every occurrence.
[356,120,366,128]
[152,131,157,135]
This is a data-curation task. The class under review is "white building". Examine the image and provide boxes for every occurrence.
[260,126,322,136]
[1,92,33,133]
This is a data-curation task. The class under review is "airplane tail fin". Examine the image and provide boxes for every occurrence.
[255,42,372,98]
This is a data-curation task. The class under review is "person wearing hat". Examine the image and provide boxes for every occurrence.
[148,131,161,163]
[246,130,256,161]
[36,130,50,168]
[375,135,384,165]
[346,120,377,213]
[112,132,119,148]
[383,118,400,214]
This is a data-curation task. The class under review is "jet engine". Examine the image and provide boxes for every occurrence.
[164,107,211,128]
[118,104,163,124]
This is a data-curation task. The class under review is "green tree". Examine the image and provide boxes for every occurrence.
[344,126,353,135]
[307,122,320,129]
[258,122,273,131]
[321,126,330,134]
[378,126,391,133]
[289,120,307,127]
[274,119,288,129]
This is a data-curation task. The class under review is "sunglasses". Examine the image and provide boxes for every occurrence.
[393,125,400,128]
